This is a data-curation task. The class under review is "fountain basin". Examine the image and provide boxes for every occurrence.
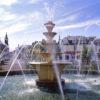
[0,75,100,100]
[29,61,72,89]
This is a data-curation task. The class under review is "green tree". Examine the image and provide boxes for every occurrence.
[82,46,91,65]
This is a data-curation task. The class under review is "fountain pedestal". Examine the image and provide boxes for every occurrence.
[30,63,56,89]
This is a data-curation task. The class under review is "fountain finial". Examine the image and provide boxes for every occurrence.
[44,21,55,32]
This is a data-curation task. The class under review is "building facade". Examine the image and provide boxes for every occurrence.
[59,36,95,63]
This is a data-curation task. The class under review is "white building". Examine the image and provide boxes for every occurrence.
[60,36,95,62]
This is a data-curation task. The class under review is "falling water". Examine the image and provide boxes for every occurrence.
[17,60,27,84]
[17,59,33,90]
[91,41,100,73]
[0,46,24,91]
[72,37,83,100]
[86,41,93,75]
[52,62,65,100]
[59,39,65,61]
[0,45,9,60]
[31,42,38,61]
[44,2,55,21]
[51,45,65,100]
[30,42,43,61]
[53,64,65,100]
[75,37,83,75]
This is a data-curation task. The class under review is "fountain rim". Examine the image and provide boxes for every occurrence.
[29,61,72,65]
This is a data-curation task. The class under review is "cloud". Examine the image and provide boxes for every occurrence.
[56,14,79,24]
[0,0,18,6]
[0,10,44,37]
[61,1,100,18]
[55,19,100,30]
[29,0,43,4]
[0,23,31,36]
[0,8,19,29]
[0,11,17,22]
[0,7,5,14]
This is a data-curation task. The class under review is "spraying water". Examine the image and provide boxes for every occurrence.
[0,47,7,59]
[0,46,24,91]
[91,41,100,73]
[75,37,83,75]
[30,42,43,61]
[51,45,65,100]
[44,2,54,21]
[53,64,65,100]
[17,60,27,83]
[59,39,65,61]
[17,60,32,90]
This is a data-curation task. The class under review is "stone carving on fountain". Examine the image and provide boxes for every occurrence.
[29,21,72,89]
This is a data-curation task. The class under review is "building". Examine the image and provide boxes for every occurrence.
[59,36,95,63]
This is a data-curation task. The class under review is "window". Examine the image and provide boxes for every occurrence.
[98,53,100,59]
[77,55,80,59]
[65,55,69,60]
[99,49,100,52]
[72,54,75,59]
[68,40,73,45]
[59,56,62,60]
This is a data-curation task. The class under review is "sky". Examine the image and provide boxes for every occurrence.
[0,0,100,51]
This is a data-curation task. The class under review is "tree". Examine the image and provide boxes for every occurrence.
[82,46,91,65]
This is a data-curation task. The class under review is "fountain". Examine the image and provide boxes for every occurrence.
[29,21,72,90]
[0,22,100,100]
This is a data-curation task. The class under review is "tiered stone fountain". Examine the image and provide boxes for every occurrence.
[29,21,72,90]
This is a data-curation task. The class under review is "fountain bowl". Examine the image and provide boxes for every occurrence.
[29,61,72,90]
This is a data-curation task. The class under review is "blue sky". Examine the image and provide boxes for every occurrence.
[0,0,100,50]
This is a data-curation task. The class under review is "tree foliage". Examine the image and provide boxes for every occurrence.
[82,46,91,65]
